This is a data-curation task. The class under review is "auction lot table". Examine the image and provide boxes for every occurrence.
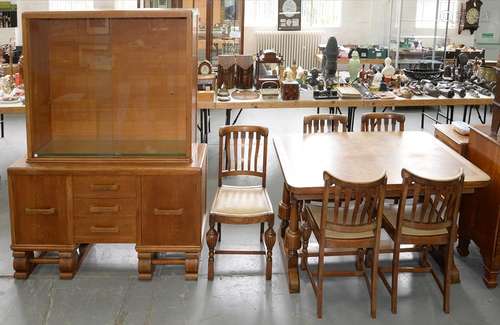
[197,89,493,142]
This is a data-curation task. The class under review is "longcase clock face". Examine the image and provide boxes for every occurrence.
[459,0,482,34]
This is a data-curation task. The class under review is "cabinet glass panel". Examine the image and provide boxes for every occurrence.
[211,0,243,63]
[27,17,189,157]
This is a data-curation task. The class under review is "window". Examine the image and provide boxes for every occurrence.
[49,0,94,10]
[415,0,458,29]
[302,0,342,28]
[115,0,138,9]
[245,0,279,27]
[246,0,342,28]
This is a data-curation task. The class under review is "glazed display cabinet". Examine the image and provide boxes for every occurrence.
[8,10,207,281]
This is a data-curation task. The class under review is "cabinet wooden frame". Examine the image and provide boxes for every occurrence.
[22,10,198,163]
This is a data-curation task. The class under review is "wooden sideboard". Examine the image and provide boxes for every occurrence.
[458,126,500,287]
[9,144,207,280]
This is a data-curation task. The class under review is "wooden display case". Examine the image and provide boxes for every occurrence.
[23,10,197,163]
[8,10,207,281]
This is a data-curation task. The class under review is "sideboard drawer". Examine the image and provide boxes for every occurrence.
[74,198,137,218]
[73,176,137,198]
[9,175,70,245]
[74,217,136,243]
[141,174,201,246]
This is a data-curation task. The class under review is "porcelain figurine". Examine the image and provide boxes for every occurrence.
[348,50,361,81]
[381,57,396,79]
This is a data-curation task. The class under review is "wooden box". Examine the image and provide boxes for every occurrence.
[23,10,197,162]
[9,10,207,281]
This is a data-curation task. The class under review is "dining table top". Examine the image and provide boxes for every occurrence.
[273,131,490,196]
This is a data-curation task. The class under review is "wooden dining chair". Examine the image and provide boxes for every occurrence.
[378,168,464,314]
[303,114,349,133]
[206,125,276,280]
[360,112,405,132]
[301,171,387,318]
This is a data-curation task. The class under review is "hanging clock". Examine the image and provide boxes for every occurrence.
[458,0,482,35]
[197,60,213,75]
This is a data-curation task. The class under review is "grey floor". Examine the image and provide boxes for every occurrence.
[0,106,499,325]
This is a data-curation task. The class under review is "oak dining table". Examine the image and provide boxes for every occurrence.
[274,131,491,293]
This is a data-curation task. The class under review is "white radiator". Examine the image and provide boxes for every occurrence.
[255,31,323,70]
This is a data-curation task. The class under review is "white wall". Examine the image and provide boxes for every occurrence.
[4,0,499,59]
[244,0,500,60]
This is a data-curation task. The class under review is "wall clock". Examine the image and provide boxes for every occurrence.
[198,60,213,75]
[458,0,482,35]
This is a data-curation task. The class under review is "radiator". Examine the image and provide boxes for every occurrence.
[255,31,323,70]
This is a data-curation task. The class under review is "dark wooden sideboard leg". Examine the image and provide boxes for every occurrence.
[59,249,77,280]
[184,253,199,281]
[138,252,154,281]
[279,183,290,238]
[285,197,301,293]
[13,251,34,279]
[483,264,499,288]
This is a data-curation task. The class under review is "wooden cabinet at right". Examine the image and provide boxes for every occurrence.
[458,125,500,288]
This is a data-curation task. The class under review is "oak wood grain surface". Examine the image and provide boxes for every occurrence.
[274,131,490,196]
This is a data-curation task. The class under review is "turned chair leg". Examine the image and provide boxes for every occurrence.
[206,218,219,281]
[391,243,401,314]
[260,222,264,242]
[217,222,222,242]
[264,221,276,280]
[301,219,312,271]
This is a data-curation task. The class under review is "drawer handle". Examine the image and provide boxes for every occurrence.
[90,184,120,192]
[25,208,56,215]
[89,205,120,213]
[90,226,119,233]
[154,208,184,216]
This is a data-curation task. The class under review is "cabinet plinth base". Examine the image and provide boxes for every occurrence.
[136,248,200,281]
[12,244,93,280]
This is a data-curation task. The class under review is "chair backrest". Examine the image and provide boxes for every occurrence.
[397,168,464,234]
[303,114,348,134]
[360,112,405,132]
[218,125,268,187]
[320,171,387,238]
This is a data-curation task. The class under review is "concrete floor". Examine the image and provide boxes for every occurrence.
[0,106,499,324]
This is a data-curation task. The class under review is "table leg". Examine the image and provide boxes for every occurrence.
[462,105,468,122]
[278,183,290,238]
[421,107,425,129]
[225,109,231,126]
[1,113,4,138]
[285,197,301,293]
[449,105,454,123]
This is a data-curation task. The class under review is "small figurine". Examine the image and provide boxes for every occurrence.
[373,70,383,89]
[348,50,361,82]
[322,36,339,80]
[306,68,320,87]
[381,57,396,80]
[0,74,14,95]
[359,64,367,83]
[290,60,298,80]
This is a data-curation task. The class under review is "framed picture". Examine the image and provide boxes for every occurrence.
[278,0,301,31]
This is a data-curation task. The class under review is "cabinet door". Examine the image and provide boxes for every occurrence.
[10,175,69,245]
[141,174,201,246]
